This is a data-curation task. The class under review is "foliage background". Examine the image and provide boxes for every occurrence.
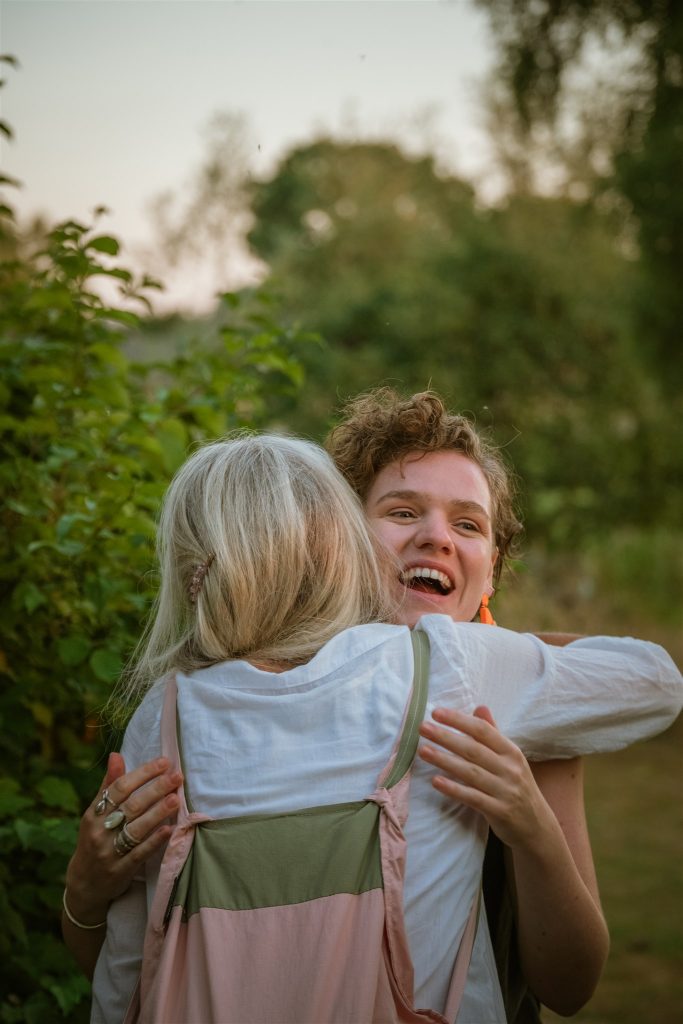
[1,3,681,1019]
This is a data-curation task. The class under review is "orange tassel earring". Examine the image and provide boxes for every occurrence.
[479,593,496,625]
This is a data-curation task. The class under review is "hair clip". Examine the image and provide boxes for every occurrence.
[189,553,215,603]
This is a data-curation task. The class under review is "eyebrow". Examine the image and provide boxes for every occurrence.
[372,489,491,521]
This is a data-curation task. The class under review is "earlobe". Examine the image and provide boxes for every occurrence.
[479,593,496,625]
[481,549,497,625]
[485,547,498,592]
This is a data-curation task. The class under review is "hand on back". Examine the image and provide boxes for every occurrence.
[419,706,554,851]
[65,755,181,923]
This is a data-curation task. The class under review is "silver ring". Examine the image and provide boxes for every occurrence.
[95,788,117,816]
[103,809,126,831]
[115,823,141,853]
[113,831,129,856]
[113,825,139,856]
[120,823,141,848]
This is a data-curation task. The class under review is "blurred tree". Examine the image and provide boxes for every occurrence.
[0,113,309,1018]
[246,136,679,550]
[146,111,262,309]
[475,0,683,389]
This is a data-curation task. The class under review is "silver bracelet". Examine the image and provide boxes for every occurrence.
[62,888,107,930]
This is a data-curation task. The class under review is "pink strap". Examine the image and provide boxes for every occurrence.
[442,885,481,1022]
[159,674,191,824]
[143,675,211,948]
[160,674,180,762]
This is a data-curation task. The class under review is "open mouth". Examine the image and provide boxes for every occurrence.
[400,567,453,596]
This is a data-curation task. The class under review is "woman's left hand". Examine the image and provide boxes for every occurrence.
[65,752,182,926]
[418,705,553,851]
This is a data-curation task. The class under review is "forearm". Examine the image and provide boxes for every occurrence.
[62,853,113,978]
[508,815,608,1015]
[62,753,178,978]
[508,758,608,1015]
[419,712,609,1016]
[62,908,107,980]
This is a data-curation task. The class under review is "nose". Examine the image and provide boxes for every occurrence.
[414,511,455,553]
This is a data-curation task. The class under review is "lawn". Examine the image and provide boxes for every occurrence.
[542,713,683,1023]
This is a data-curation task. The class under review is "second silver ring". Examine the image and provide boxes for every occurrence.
[113,823,141,856]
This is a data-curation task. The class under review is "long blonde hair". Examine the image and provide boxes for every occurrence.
[120,433,394,706]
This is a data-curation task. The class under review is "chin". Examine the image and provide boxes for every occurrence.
[399,598,444,627]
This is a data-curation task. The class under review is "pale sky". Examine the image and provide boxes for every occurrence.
[1,0,496,310]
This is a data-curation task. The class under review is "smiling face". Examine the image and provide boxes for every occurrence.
[365,450,498,627]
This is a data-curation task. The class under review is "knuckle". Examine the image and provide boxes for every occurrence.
[123,795,141,819]
[435,724,455,746]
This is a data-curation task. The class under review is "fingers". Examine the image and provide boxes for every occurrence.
[419,708,511,772]
[118,784,180,848]
[113,822,175,870]
[117,767,182,822]
[70,758,183,913]
[103,759,183,858]
[420,744,495,801]
[91,757,174,815]
[431,707,506,750]
[472,705,497,729]
[418,706,529,803]
[104,752,126,787]
[429,771,495,813]
[417,707,556,848]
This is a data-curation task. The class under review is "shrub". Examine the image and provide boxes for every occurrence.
[0,215,309,1021]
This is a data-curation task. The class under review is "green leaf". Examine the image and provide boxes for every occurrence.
[23,993,61,1024]
[14,817,78,855]
[35,777,80,814]
[89,648,123,683]
[4,499,32,516]
[220,290,241,308]
[141,274,164,290]
[17,582,46,614]
[85,234,119,256]
[95,308,140,327]
[29,702,53,729]
[55,513,92,541]
[0,778,34,818]
[156,418,188,474]
[101,266,133,283]
[57,635,91,668]
[47,971,91,1015]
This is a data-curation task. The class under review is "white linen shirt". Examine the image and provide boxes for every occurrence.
[92,617,683,1023]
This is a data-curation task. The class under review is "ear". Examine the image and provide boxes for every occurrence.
[485,547,498,595]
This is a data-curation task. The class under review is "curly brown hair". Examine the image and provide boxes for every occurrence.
[326,389,522,584]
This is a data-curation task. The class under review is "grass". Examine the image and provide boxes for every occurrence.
[542,714,683,1023]
[496,565,682,1023]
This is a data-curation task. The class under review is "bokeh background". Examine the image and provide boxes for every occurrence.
[1,2,681,1021]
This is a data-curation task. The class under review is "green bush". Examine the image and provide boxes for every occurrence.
[0,215,310,1021]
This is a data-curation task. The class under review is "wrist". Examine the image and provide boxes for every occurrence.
[509,801,564,859]
[63,870,110,926]
[62,888,107,929]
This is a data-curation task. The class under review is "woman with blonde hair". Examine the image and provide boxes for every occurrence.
[65,431,682,1023]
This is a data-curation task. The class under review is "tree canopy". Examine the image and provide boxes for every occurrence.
[476,0,683,384]
[0,203,309,1024]
[246,134,680,562]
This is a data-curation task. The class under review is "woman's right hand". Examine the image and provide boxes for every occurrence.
[64,753,182,926]
[418,705,554,851]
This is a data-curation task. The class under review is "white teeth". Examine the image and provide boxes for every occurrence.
[400,567,453,592]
